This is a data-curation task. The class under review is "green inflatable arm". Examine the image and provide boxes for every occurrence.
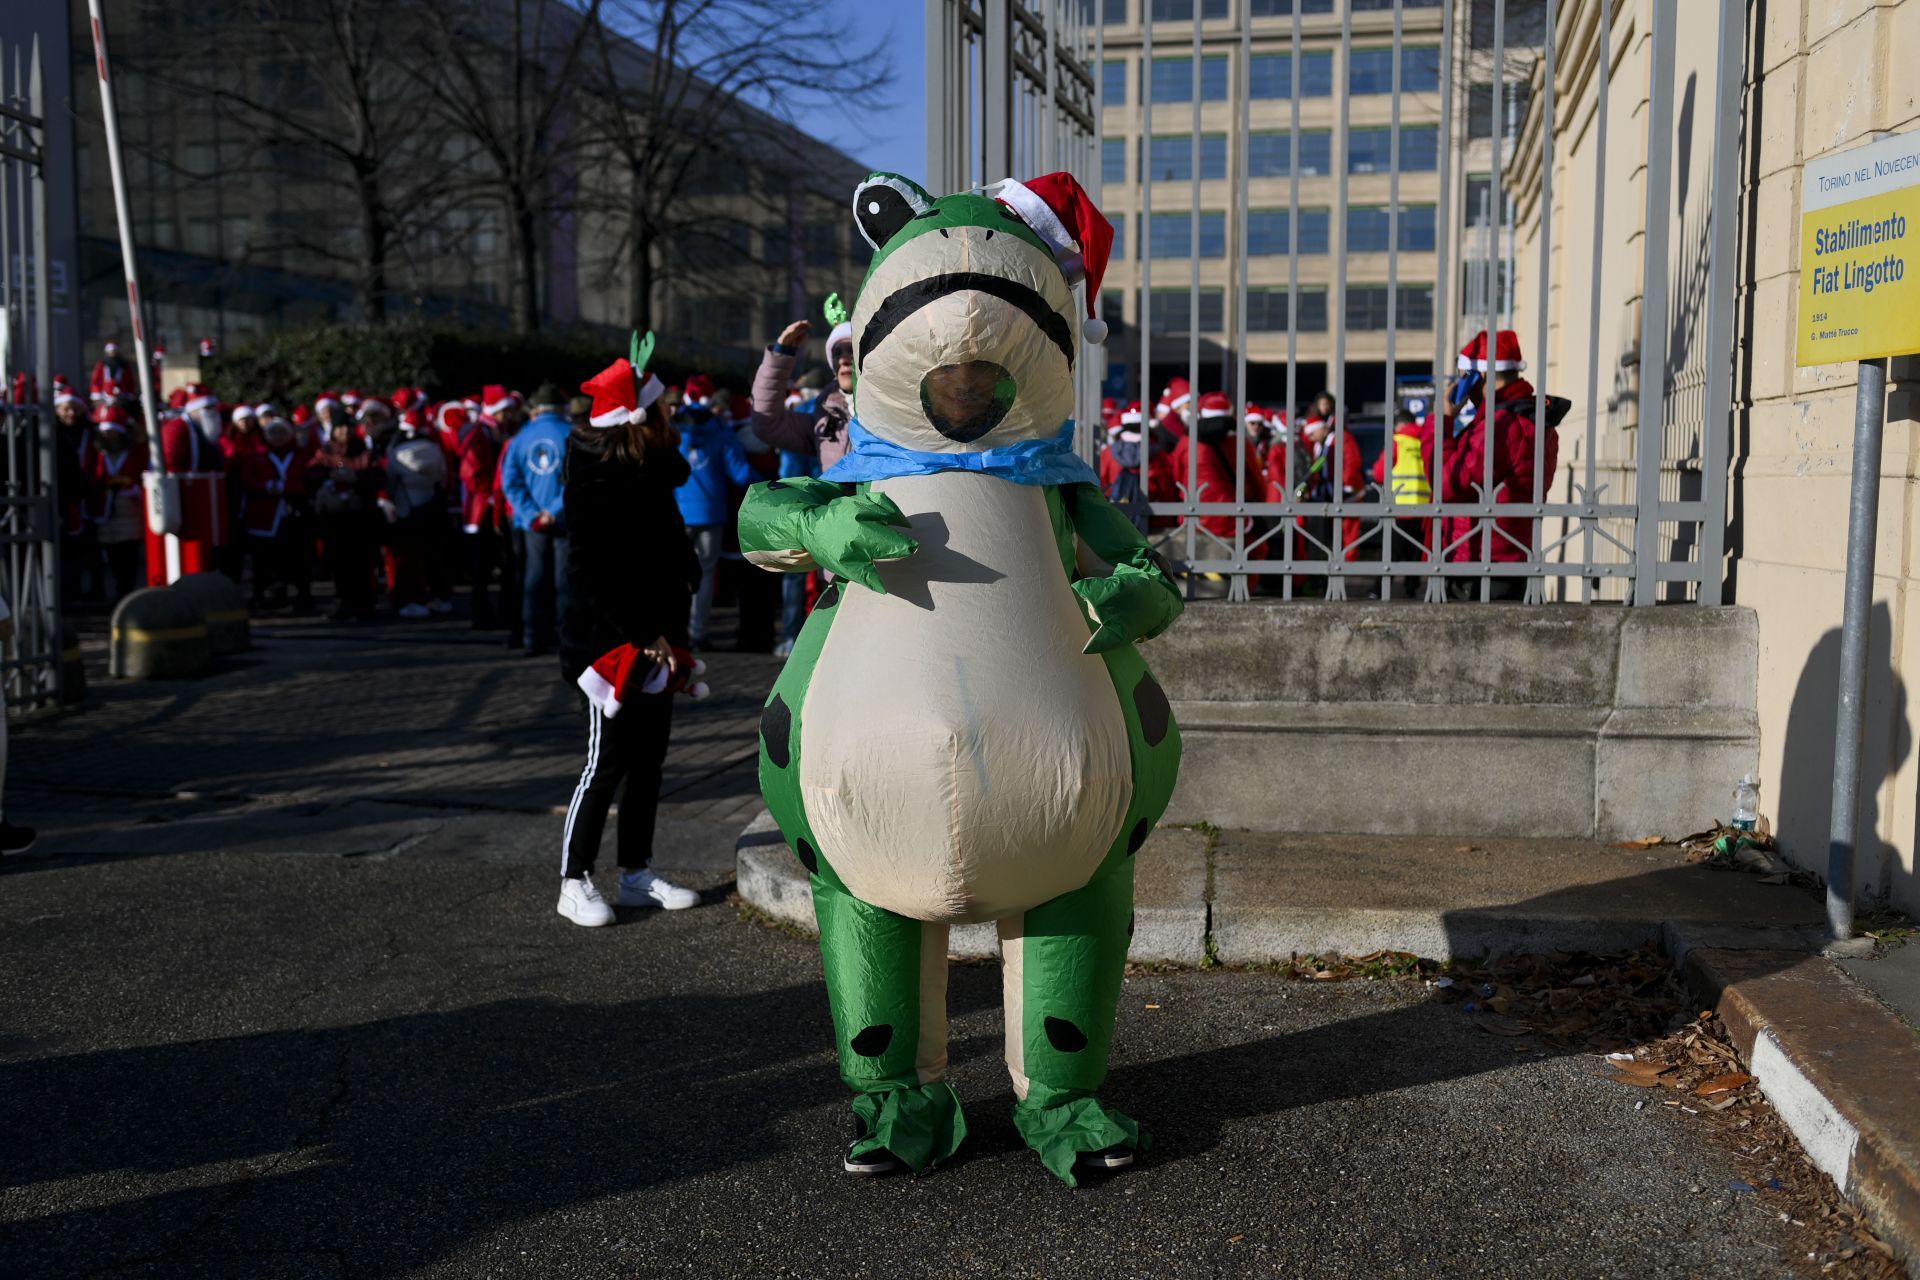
[737,477,920,595]
[1062,483,1184,655]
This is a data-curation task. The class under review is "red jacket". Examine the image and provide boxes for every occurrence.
[1168,434,1271,543]
[1440,378,1558,564]
[159,416,222,474]
[89,359,132,402]
[240,446,306,537]
[84,442,149,540]
[458,426,502,531]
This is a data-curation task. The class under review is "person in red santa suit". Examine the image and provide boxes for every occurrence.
[1100,400,1180,533]
[456,400,507,629]
[1168,391,1272,586]
[1283,390,1368,572]
[84,407,148,604]
[1155,375,1193,441]
[89,340,133,405]
[240,415,316,613]
[158,385,225,473]
[1439,329,1566,601]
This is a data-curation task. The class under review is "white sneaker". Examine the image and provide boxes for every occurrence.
[398,603,430,619]
[617,868,699,910]
[428,598,454,614]
[557,876,614,926]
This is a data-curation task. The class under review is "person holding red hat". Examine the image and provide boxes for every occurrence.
[84,406,149,604]
[1439,329,1568,599]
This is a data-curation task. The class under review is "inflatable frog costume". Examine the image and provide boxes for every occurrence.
[739,171,1182,1185]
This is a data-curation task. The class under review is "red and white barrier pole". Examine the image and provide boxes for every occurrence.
[86,0,164,476]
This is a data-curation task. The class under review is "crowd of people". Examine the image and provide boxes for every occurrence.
[37,329,861,657]
[1093,328,1567,600]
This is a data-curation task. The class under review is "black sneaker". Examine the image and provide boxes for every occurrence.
[842,1143,900,1176]
[1077,1144,1135,1172]
[0,822,37,855]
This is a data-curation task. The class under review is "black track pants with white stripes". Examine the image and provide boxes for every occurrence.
[562,690,674,879]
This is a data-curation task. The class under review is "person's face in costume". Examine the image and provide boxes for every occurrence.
[846,181,1078,452]
[833,340,854,394]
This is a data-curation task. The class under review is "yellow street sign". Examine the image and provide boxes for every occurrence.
[1797,131,1920,367]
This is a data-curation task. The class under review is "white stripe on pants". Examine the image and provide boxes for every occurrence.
[561,707,602,876]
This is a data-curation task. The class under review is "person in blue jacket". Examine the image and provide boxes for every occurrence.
[500,383,572,656]
[673,375,758,648]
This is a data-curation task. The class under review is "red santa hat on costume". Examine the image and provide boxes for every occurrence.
[167,386,190,409]
[437,402,470,435]
[1158,376,1193,418]
[990,171,1115,345]
[683,372,715,406]
[577,643,710,717]
[1198,391,1234,420]
[55,387,84,410]
[580,331,667,430]
[1117,400,1146,442]
[184,386,217,416]
[481,384,514,416]
[1457,329,1526,372]
[94,402,130,430]
[315,391,342,415]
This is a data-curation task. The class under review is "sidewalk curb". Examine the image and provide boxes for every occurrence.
[734,809,1208,964]
[1673,931,1920,1274]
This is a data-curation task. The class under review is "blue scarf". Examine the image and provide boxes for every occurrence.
[822,418,1100,487]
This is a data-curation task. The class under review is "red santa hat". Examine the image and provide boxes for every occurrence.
[390,386,419,412]
[198,337,216,359]
[683,372,715,405]
[102,340,120,357]
[437,402,470,434]
[167,386,190,409]
[253,402,278,420]
[1457,329,1526,372]
[1198,391,1234,420]
[1158,376,1192,416]
[1117,400,1146,442]
[577,642,709,717]
[291,404,313,426]
[991,171,1114,344]
[94,402,130,428]
[315,391,342,415]
[580,332,666,430]
[342,388,364,408]
[184,389,217,415]
[1244,404,1269,425]
[55,388,84,410]
[482,384,514,415]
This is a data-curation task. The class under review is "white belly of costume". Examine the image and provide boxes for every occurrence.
[797,471,1134,924]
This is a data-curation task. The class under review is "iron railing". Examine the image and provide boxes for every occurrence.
[926,0,1743,606]
[1,33,61,708]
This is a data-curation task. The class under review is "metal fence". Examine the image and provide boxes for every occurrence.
[1,34,61,708]
[926,0,1742,606]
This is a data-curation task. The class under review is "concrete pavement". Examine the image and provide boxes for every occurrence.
[0,607,1878,1277]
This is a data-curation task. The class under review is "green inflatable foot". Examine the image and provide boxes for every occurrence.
[1012,1093,1149,1187]
[849,1081,968,1174]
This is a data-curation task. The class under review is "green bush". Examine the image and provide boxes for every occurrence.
[206,321,745,405]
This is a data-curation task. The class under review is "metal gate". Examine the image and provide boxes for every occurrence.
[926,0,1743,606]
[1,34,61,708]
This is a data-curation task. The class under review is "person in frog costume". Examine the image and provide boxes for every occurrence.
[738,171,1182,1185]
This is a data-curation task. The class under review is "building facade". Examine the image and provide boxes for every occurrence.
[1094,0,1541,422]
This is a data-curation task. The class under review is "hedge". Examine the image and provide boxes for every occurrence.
[205,321,750,405]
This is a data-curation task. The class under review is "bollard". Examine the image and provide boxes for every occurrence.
[169,571,250,654]
[109,587,210,680]
[59,618,88,705]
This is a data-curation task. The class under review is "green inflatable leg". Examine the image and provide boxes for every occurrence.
[813,875,966,1173]
[998,855,1145,1186]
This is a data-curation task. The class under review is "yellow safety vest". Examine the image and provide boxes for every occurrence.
[1390,433,1431,505]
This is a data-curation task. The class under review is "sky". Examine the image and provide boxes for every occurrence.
[784,2,926,180]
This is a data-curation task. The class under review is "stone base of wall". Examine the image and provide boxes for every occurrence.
[1150,603,1759,841]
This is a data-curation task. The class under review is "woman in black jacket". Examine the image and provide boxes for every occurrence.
[556,387,703,927]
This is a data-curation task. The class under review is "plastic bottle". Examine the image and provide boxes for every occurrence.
[1732,773,1761,832]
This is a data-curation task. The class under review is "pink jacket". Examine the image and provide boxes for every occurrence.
[750,345,850,473]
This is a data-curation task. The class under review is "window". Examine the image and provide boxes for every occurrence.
[1111,213,1126,258]
[1468,81,1533,140]
[1349,46,1442,95]
[1103,0,1127,21]
[763,226,791,267]
[1460,259,1510,314]
[185,217,219,256]
[1249,0,1333,13]
[1249,129,1332,177]
[1397,285,1436,330]
[1147,211,1225,258]
[1246,287,1327,331]
[1249,51,1333,98]
[1248,208,1329,256]
[1150,55,1229,103]
[1149,288,1225,334]
[1463,174,1503,227]
[1345,286,1394,331]
[1104,59,1126,105]
[1150,0,1227,17]
[1104,137,1127,185]
[1346,205,1437,253]
[1346,125,1441,175]
[1471,0,1549,49]
[1146,134,1227,182]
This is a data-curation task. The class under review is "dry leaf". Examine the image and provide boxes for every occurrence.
[1615,836,1665,849]
[1696,1072,1755,1097]
[1228,1235,1244,1244]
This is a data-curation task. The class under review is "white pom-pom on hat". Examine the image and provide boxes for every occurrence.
[1082,316,1109,344]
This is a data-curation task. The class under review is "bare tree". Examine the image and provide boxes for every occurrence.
[414,0,612,335]
[581,0,892,334]
[150,0,450,324]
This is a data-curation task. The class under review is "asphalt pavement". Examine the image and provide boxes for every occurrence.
[0,608,1818,1278]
